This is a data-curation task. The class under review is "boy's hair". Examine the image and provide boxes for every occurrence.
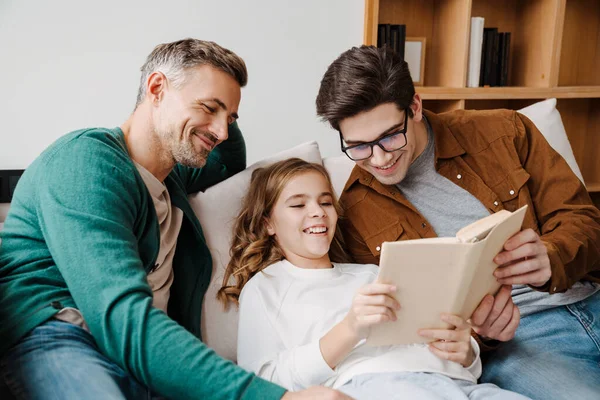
[316,45,415,131]
[218,158,350,308]
[135,38,247,107]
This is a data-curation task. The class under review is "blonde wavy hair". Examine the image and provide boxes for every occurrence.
[218,158,350,308]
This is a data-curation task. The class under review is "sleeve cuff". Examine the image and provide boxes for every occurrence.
[241,376,288,400]
[471,330,500,352]
[466,337,483,379]
[292,339,336,387]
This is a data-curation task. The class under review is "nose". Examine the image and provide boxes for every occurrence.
[309,202,326,217]
[210,114,229,143]
[369,144,390,166]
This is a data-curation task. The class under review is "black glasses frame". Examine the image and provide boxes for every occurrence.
[339,110,409,161]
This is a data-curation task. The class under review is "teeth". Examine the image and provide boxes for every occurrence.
[305,226,327,234]
[378,159,397,170]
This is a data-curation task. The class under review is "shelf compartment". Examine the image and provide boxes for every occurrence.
[471,0,563,88]
[368,0,471,87]
[558,0,600,86]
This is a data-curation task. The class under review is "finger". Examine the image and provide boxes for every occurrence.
[357,305,398,319]
[496,306,520,342]
[359,283,397,296]
[359,313,394,326]
[440,314,470,331]
[427,345,468,364]
[497,269,551,286]
[495,257,543,279]
[484,285,511,326]
[429,339,470,353]
[502,228,538,252]
[470,294,494,326]
[418,328,466,342]
[357,293,400,310]
[495,242,545,267]
[485,299,514,339]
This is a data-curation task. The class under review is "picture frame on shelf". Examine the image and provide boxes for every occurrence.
[405,37,426,86]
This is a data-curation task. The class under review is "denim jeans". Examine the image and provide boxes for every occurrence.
[339,371,531,399]
[481,290,600,400]
[0,320,164,400]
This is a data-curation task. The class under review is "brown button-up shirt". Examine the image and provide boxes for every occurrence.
[340,109,600,294]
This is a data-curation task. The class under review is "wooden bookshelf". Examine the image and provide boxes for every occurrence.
[364,0,600,201]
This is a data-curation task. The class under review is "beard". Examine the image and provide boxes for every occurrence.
[169,129,217,169]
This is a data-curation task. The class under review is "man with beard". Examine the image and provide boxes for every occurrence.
[0,38,349,400]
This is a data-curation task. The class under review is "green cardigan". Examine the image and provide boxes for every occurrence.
[0,124,286,399]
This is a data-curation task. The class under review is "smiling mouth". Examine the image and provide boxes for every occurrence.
[303,226,328,234]
[372,154,400,171]
[192,132,216,151]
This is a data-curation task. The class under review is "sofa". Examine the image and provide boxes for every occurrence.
[191,98,585,363]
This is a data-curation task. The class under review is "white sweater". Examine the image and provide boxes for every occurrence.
[237,260,482,391]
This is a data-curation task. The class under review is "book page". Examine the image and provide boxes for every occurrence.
[367,205,528,347]
[368,239,472,346]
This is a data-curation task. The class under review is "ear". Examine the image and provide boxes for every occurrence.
[146,71,168,105]
[410,93,424,122]
[264,217,276,236]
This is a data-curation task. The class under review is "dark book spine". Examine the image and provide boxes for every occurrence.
[390,25,400,54]
[377,24,387,48]
[398,24,406,60]
[497,33,506,86]
[489,29,500,86]
[479,28,488,87]
[501,32,511,86]
[482,28,498,86]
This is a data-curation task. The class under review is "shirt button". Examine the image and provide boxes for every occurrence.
[376,246,381,252]
[421,222,427,228]
[457,174,462,180]
[494,201,499,206]
[553,287,557,292]
[509,189,515,195]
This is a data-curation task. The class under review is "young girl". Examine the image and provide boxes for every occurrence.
[218,158,529,400]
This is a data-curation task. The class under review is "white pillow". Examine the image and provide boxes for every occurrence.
[191,141,323,361]
[518,98,585,184]
[323,154,355,198]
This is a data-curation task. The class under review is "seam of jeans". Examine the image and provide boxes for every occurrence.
[565,303,600,356]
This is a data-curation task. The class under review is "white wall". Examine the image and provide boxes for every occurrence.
[0,0,364,172]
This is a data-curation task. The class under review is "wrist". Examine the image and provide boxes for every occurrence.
[340,316,362,343]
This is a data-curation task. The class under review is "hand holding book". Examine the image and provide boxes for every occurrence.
[493,228,552,287]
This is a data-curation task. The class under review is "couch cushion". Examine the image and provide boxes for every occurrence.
[190,141,323,361]
[517,98,584,184]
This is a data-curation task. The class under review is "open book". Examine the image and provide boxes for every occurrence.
[367,205,528,346]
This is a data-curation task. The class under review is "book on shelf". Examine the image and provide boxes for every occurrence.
[498,32,511,86]
[479,27,511,87]
[366,205,528,347]
[377,23,406,59]
[467,17,485,88]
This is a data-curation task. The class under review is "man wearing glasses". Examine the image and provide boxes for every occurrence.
[316,45,600,399]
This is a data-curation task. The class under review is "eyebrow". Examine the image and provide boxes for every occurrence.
[198,98,240,120]
[284,192,333,202]
[343,122,405,145]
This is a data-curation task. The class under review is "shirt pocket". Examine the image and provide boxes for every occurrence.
[363,221,405,258]
[492,168,530,212]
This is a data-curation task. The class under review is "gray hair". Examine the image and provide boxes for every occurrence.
[135,38,248,107]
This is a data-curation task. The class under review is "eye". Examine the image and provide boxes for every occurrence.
[320,202,333,207]
[201,103,215,113]
[290,204,305,208]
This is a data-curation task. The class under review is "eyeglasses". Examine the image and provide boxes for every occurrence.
[340,110,409,161]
